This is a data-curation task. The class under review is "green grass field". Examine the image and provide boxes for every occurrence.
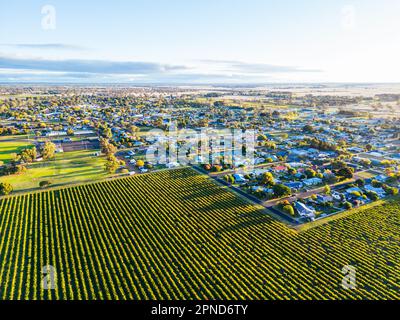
[0,137,32,164]
[0,150,108,192]
[356,170,377,179]
[0,168,399,299]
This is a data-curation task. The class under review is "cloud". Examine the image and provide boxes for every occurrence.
[0,55,321,83]
[0,56,188,75]
[200,59,321,74]
[0,43,87,50]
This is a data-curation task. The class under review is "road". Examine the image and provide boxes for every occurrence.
[209,161,285,177]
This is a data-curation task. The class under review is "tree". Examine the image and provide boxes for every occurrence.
[136,160,145,168]
[323,185,331,195]
[265,141,277,150]
[365,144,373,151]
[360,159,371,167]
[15,164,27,175]
[302,124,315,133]
[261,172,275,186]
[105,155,120,174]
[282,205,295,217]
[100,138,117,156]
[305,168,316,178]
[343,201,353,210]
[67,128,74,136]
[383,185,399,196]
[39,181,52,188]
[0,182,13,195]
[331,160,347,170]
[355,179,365,187]
[257,134,268,141]
[19,147,37,163]
[103,127,113,139]
[273,184,291,198]
[40,142,56,160]
[366,191,379,201]
[128,125,140,134]
[337,167,354,179]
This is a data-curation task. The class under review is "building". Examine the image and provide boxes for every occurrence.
[233,174,247,183]
[294,202,316,219]
[303,177,322,187]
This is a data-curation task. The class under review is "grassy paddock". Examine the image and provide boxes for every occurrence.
[0,137,33,164]
[0,150,108,192]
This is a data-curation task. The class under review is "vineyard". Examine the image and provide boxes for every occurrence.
[0,167,399,299]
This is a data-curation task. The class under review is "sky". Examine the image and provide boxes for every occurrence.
[0,0,399,84]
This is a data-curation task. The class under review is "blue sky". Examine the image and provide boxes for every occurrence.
[0,0,399,83]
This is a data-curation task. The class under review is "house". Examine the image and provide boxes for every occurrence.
[233,174,247,183]
[294,202,316,219]
[375,175,388,183]
[274,165,287,173]
[251,186,273,194]
[364,184,386,198]
[316,194,333,203]
[284,182,303,191]
[45,130,67,137]
[290,149,308,157]
[346,187,362,194]
[55,144,64,153]
[332,191,344,201]
[166,162,180,168]
[287,162,308,168]
[303,177,322,187]
[254,157,265,165]
[348,146,364,153]
[74,130,94,135]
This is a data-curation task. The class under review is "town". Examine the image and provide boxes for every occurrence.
[1,84,400,226]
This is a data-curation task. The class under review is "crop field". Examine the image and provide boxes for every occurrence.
[0,168,399,300]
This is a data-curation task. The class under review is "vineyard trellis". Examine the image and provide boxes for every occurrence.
[0,168,399,299]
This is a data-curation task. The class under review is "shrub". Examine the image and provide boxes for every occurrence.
[136,160,145,168]
[351,191,362,197]
[0,182,13,195]
[273,184,291,198]
[343,202,353,210]
[356,179,365,187]
[39,181,51,188]
[282,205,295,216]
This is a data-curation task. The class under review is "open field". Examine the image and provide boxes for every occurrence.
[0,167,399,299]
[355,170,377,179]
[0,138,32,164]
[0,150,108,192]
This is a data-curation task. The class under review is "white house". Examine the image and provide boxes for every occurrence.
[294,202,316,219]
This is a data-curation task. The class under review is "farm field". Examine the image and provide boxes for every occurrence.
[0,150,109,192]
[0,167,399,299]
